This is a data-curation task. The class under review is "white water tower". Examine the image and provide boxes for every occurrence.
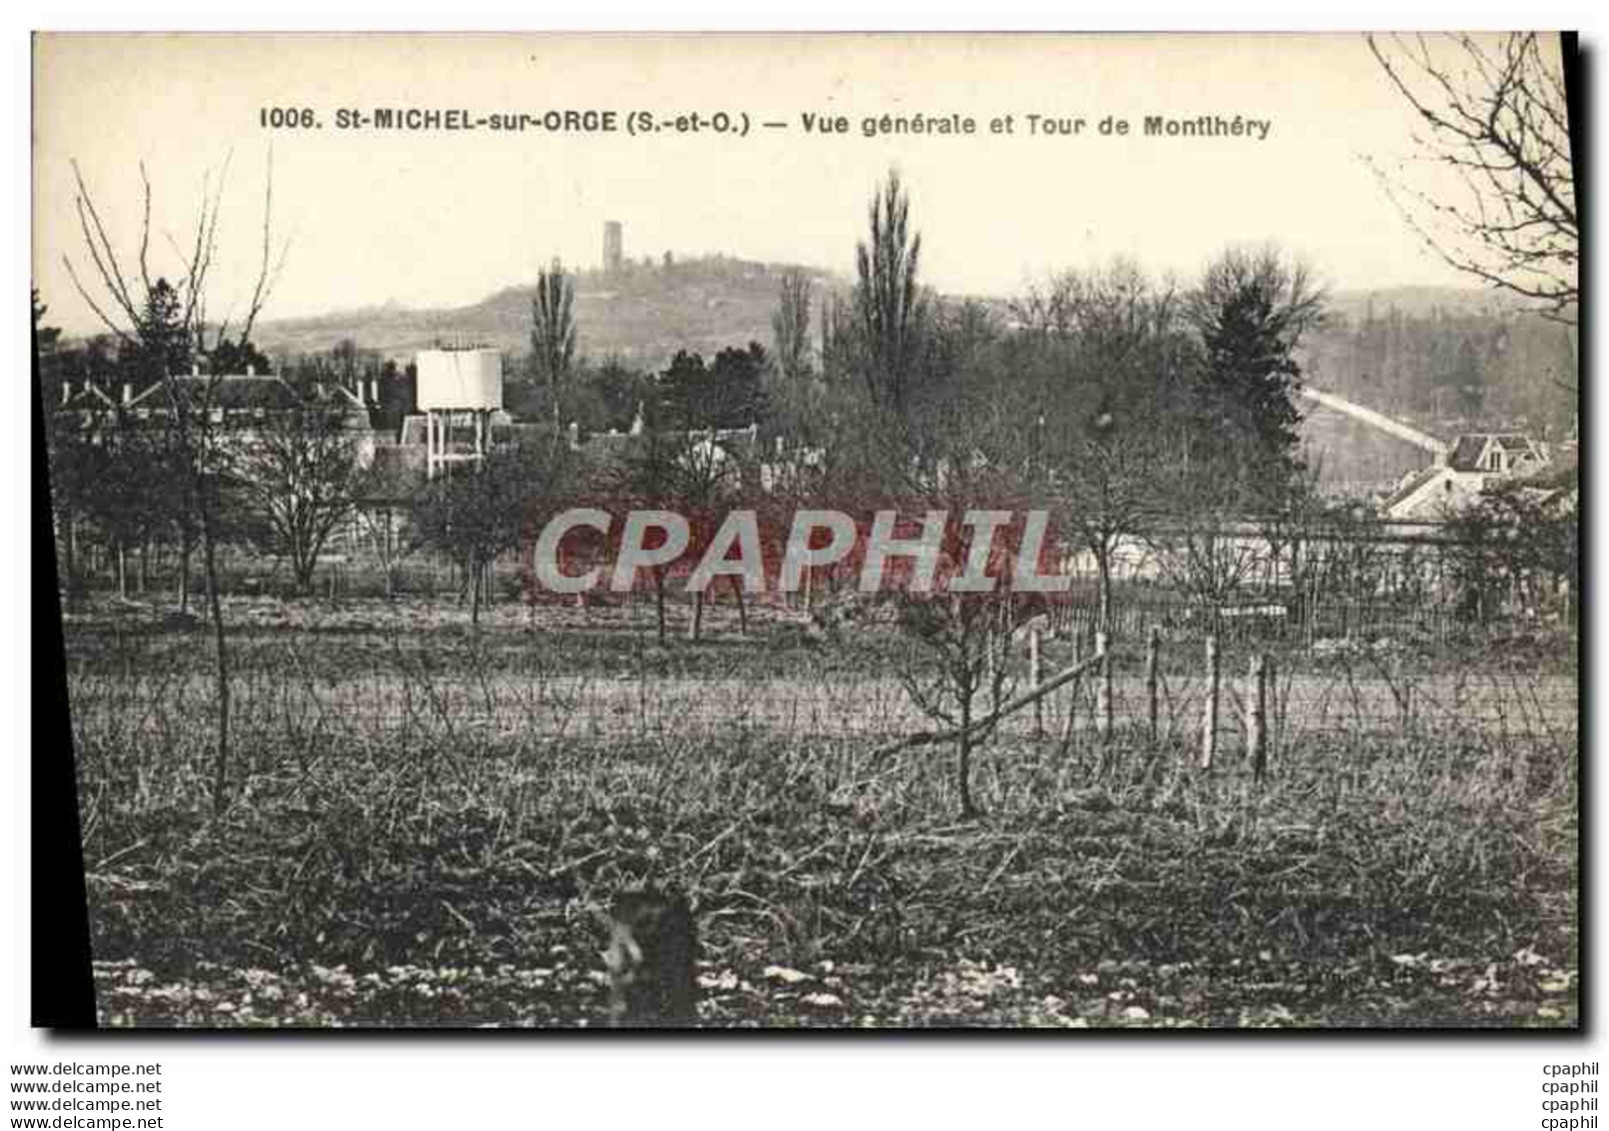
[416,348,503,478]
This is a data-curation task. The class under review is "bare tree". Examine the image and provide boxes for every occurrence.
[62,152,286,814]
[854,169,926,417]
[897,591,1014,820]
[677,433,749,642]
[1018,262,1189,636]
[38,295,89,605]
[237,396,364,595]
[1444,477,1578,625]
[1144,513,1261,629]
[771,268,814,384]
[76,412,171,600]
[888,407,1028,819]
[531,258,578,431]
[818,289,855,387]
[609,419,750,645]
[612,422,687,646]
[1250,463,1327,631]
[1050,428,1157,638]
[353,486,416,603]
[1368,33,1577,325]
[414,436,577,628]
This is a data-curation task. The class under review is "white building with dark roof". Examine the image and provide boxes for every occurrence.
[1383,432,1552,521]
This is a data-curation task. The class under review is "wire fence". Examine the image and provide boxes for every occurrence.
[59,510,1579,782]
[64,607,1578,768]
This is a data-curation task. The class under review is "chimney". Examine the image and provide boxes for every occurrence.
[567,421,580,449]
[121,383,132,406]
[246,363,256,377]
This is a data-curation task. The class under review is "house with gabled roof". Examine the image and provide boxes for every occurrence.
[56,369,381,444]
[1383,432,1552,521]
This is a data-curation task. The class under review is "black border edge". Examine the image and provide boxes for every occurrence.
[33,268,98,1029]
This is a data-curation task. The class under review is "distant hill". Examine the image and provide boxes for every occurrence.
[254,267,1548,373]
[251,255,848,372]
[1320,286,1536,325]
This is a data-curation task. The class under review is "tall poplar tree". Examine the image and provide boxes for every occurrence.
[531,258,578,432]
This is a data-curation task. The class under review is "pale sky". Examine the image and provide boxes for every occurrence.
[32,32,1560,335]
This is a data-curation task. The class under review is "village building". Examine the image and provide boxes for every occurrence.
[1383,432,1554,521]
[56,368,384,457]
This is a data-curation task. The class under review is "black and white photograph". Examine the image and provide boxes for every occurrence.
[29,31,1580,1034]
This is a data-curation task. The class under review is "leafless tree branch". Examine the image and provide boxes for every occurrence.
[1367,32,1577,325]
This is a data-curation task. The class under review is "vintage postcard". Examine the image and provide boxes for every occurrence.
[32,32,1579,1029]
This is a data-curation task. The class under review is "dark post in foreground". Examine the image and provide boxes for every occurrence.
[603,885,699,1027]
[1145,626,1160,743]
[1094,631,1112,740]
[1247,653,1268,784]
[1029,625,1044,738]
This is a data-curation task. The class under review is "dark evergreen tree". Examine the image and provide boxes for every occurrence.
[1185,249,1323,510]
[132,278,192,379]
[589,358,652,434]
[656,350,708,429]
[706,342,768,429]
[208,337,273,375]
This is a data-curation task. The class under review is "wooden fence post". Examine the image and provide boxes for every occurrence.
[1145,626,1160,743]
[987,612,1001,687]
[1265,654,1278,769]
[1095,631,1112,740]
[1059,632,1083,761]
[1247,653,1267,784]
[1030,626,1044,738]
[1200,635,1219,769]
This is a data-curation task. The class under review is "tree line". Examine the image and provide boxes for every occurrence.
[36,166,1345,640]
[46,165,1579,644]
